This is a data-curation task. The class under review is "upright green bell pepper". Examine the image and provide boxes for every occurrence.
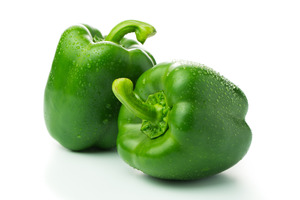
[112,61,252,180]
[44,20,156,151]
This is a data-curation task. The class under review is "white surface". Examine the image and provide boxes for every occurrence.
[1,0,299,199]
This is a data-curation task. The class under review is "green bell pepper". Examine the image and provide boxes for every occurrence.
[112,61,252,180]
[44,20,156,151]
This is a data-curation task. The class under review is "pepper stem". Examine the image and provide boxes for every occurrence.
[112,78,158,123]
[105,20,156,44]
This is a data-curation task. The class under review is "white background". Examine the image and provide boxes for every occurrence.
[1,0,299,199]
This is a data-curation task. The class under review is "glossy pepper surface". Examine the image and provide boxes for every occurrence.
[44,20,156,151]
[112,61,252,180]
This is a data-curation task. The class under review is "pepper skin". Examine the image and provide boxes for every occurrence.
[112,61,252,180]
[44,20,156,151]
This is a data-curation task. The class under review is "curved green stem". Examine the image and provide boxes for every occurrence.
[112,78,158,122]
[105,20,156,44]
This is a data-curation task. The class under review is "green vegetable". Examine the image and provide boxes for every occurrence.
[44,20,156,151]
[112,61,252,180]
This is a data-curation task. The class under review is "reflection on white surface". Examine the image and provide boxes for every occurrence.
[46,146,261,200]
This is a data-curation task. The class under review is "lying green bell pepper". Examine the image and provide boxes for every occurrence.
[112,61,252,180]
[44,20,156,151]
